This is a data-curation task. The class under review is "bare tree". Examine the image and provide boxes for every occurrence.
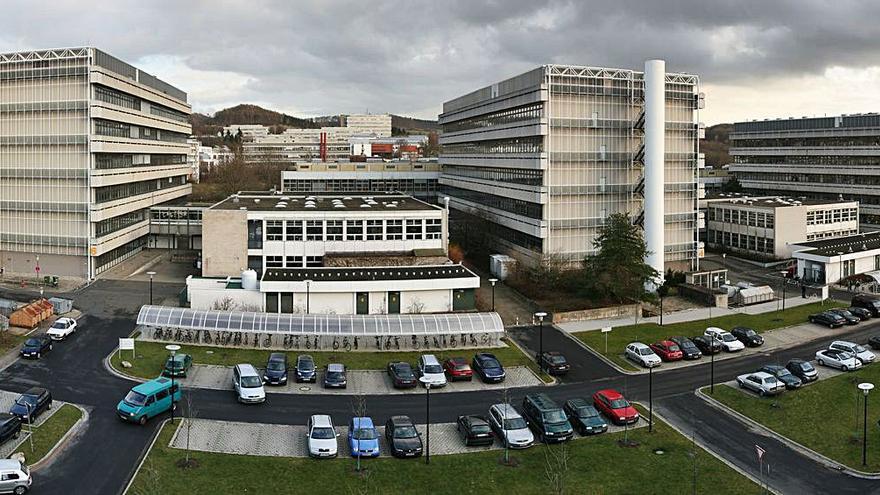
[498,384,514,466]
[183,391,198,467]
[543,442,572,495]
[406,298,425,314]
[132,461,163,495]
[211,297,236,311]
[351,393,368,473]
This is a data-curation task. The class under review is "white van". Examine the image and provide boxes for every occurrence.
[233,364,266,404]
[0,459,31,494]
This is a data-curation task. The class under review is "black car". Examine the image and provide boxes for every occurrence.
[20,335,52,359]
[385,415,423,458]
[9,387,52,423]
[731,327,764,347]
[323,363,347,388]
[828,308,860,325]
[456,415,494,446]
[263,353,289,385]
[0,413,21,445]
[295,354,317,383]
[848,307,872,321]
[538,352,570,376]
[758,365,802,390]
[786,359,819,382]
[691,335,721,355]
[563,398,608,435]
[669,336,702,360]
[852,294,880,317]
[387,362,417,389]
[809,311,847,328]
[472,353,506,383]
[869,335,880,350]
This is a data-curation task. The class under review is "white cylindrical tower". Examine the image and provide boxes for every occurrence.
[644,59,666,288]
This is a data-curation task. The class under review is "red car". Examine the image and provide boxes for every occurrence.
[443,357,473,381]
[649,340,683,362]
[592,389,639,425]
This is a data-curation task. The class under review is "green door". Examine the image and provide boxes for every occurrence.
[388,292,400,314]
[356,292,369,315]
[453,288,475,311]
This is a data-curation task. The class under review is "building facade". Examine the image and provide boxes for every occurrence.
[706,197,859,259]
[438,62,703,273]
[280,159,440,200]
[242,127,355,163]
[0,47,192,279]
[342,113,392,137]
[728,114,880,227]
[791,231,880,286]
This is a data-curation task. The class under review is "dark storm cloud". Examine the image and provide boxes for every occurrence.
[1,0,877,118]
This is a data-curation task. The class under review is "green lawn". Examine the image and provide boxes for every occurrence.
[14,404,82,464]
[112,338,552,382]
[574,300,844,370]
[712,363,880,472]
[129,407,759,495]
[0,332,24,355]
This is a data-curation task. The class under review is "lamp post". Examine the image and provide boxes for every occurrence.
[488,278,498,312]
[419,376,432,465]
[648,364,654,433]
[837,251,845,285]
[534,311,547,371]
[146,271,156,305]
[721,253,727,285]
[710,334,717,394]
[304,279,312,314]
[166,344,180,424]
[859,382,874,466]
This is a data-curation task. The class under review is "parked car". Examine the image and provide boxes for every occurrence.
[232,364,266,403]
[348,417,380,458]
[9,388,52,423]
[828,308,860,325]
[736,372,786,396]
[472,353,506,383]
[323,363,347,389]
[0,414,21,445]
[816,349,863,371]
[162,353,192,378]
[538,351,571,375]
[387,361,417,389]
[306,414,339,458]
[263,353,289,385]
[731,327,764,347]
[691,335,721,355]
[869,335,880,350]
[829,340,876,364]
[19,336,52,359]
[385,415,423,458]
[116,377,181,425]
[521,393,573,443]
[808,311,847,328]
[295,355,317,383]
[669,336,702,360]
[649,340,683,362]
[456,415,494,446]
[625,342,662,368]
[758,365,802,390]
[487,403,533,449]
[443,357,473,381]
[0,459,31,494]
[704,327,745,352]
[563,398,608,435]
[46,317,77,340]
[786,359,819,383]
[592,389,639,425]
[416,354,447,388]
[852,294,880,317]
[848,306,873,321]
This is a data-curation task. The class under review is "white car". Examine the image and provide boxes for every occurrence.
[233,364,266,404]
[625,342,662,368]
[46,317,77,340]
[704,327,745,352]
[306,414,339,458]
[736,372,785,396]
[816,349,863,371]
[488,403,534,449]
[829,340,875,364]
[417,354,447,388]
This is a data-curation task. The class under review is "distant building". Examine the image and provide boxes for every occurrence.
[242,127,354,163]
[343,114,392,137]
[222,124,269,138]
[791,231,880,286]
[699,167,731,194]
[280,159,440,200]
[187,138,201,182]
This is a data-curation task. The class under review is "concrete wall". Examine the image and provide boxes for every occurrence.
[188,279,264,311]
[202,209,247,277]
[0,251,88,279]
[551,303,640,324]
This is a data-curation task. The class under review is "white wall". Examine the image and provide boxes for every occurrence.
[401,289,451,313]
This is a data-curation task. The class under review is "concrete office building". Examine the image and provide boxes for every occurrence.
[791,231,880,286]
[0,47,192,279]
[729,114,880,227]
[342,113,392,137]
[242,127,355,164]
[222,124,269,138]
[439,61,703,276]
[280,159,440,200]
[706,196,859,259]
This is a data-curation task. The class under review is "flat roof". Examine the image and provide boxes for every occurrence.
[708,196,856,209]
[794,231,880,257]
[262,264,475,282]
[211,192,439,212]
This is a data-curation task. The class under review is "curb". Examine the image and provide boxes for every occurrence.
[29,404,89,472]
[122,418,178,495]
[104,351,149,384]
[696,386,880,480]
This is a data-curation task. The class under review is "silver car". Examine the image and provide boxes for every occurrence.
[488,403,534,449]
[736,372,785,396]
[829,341,876,365]
[816,349,863,371]
[0,459,31,494]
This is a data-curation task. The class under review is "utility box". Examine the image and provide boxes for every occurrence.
[489,254,517,281]
[48,297,73,314]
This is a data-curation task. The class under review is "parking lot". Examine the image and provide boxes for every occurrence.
[0,389,67,459]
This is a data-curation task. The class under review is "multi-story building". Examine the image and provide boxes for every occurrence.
[699,167,731,194]
[342,113,392,137]
[0,47,192,279]
[280,159,440,200]
[242,127,355,163]
[222,124,269,138]
[439,61,703,275]
[705,197,859,259]
[791,231,880,286]
[729,114,880,227]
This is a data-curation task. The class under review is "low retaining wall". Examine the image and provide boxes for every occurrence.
[552,303,641,324]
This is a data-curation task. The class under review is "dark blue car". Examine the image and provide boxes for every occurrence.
[564,398,608,435]
[263,353,289,385]
[472,353,505,383]
[20,335,52,359]
[9,387,52,423]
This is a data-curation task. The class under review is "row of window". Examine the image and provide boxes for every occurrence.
[733,136,880,148]
[442,136,544,155]
[95,237,146,272]
[806,208,859,225]
[95,208,147,237]
[443,103,543,134]
[95,153,187,170]
[735,171,880,187]
[264,255,323,268]
[94,175,187,203]
[707,230,774,254]
[707,207,775,228]
[450,209,543,253]
[150,208,203,221]
[281,178,438,196]
[248,218,442,248]
[94,84,189,122]
[733,155,880,166]
[442,165,543,186]
[0,65,87,81]
[93,118,189,143]
[442,185,543,219]
[805,229,859,241]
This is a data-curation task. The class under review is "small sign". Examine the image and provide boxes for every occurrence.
[119,338,135,351]
[601,326,612,333]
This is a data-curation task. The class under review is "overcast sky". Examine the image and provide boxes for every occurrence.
[2,0,878,124]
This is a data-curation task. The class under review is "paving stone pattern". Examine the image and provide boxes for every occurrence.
[0,389,65,459]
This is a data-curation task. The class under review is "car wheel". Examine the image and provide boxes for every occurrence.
[13,486,27,495]
[758,389,765,397]
[737,379,744,388]
[842,365,849,371]
[13,431,19,439]
[818,359,825,366]
[138,415,147,426]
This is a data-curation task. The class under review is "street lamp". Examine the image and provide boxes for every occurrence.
[710,334,717,394]
[166,344,180,424]
[535,312,547,371]
[648,364,654,433]
[721,253,727,285]
[304,279,312,314]
[419,376,432,465]
[837,251,845,285]
[488,278,498,312]
[146,271,156,305]
[859,382,874,466]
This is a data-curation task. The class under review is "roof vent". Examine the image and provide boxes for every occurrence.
[232,196,240,204]
[254,198,260,203]
[280,196,290,201]
[305,204,316,208]
[360,204,371,208]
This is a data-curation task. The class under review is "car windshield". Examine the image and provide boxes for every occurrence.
[763,377,779,385]
[15,396,37,407]
[799,362,815,371]
[577,406,600,418]
[166,359,184,369]
[394,365,414,376]
[854,345,867,353]
[609,398,630,409]
[667,344,680,352]
[124,390,147,406]
[741,329,757,336]
[775,368,792,377]
[682,341,697,350]
[353,427,378,440]
[424,364,442,374]
[872,302,880,309]
[311,427,335,439]
[394,426,419,438]
[51,321,68,329]
[543,410,568,423]
[471,423,491,434]
[548,355,567,364]
[241,376,262,388]
[326,371,345,380]
[721,334,736,342]
[503,417,527,430]
[454,364,470,370]
[837,351,854,360]
[639,348,653,356]
[267,361,286,371]
[481,358,501,369]
[24,338,41,346]
[298,358,314,369]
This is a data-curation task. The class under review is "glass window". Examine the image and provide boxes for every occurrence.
[346,220,363,240]
[326,220,343,241]
[386,219,403,240]
[366,220,383,241]
[285,220,303,241]
[247,220,263,249]
[426,219,442,239]
[406,219,423,240]
[306,256,322,267]
[266,256,283,268]
[306,220,323,241]
[285,256,303,268]
[266,220,283,241]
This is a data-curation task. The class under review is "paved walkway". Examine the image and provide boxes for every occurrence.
[468,264,536,327]
[169,416,647,458]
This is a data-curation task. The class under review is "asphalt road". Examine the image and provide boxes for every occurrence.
[3,279,880,494]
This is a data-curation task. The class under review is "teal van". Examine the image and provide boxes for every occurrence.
[117,377,181,425]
